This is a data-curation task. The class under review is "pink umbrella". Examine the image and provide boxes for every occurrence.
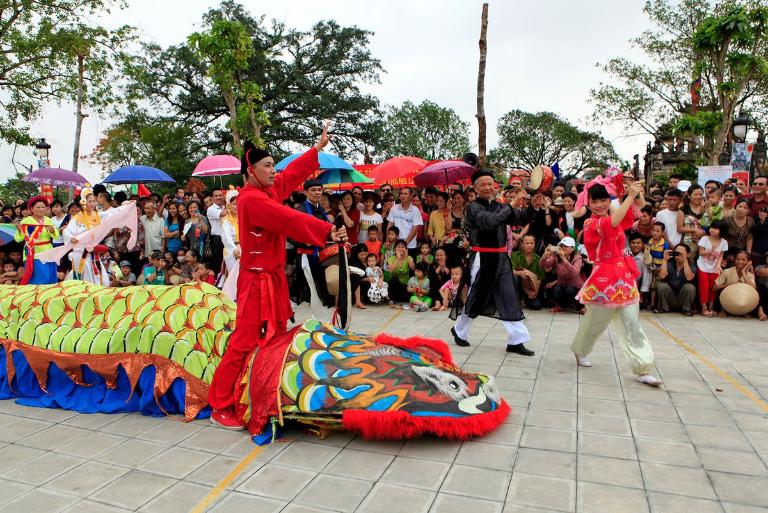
[413,160,475,187]
[372,156,427,186]
[192,155,241,177]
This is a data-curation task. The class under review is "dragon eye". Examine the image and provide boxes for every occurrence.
[449,381,460,391]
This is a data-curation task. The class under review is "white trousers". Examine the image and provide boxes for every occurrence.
[454,253,530,346]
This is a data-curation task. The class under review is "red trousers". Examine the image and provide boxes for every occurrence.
[698,271,717,304]
[208,271,290,411]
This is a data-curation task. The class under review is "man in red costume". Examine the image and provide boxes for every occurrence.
[209,122,347,429]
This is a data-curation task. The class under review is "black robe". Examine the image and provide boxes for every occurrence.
[290,200,333,307]
[450,198,529,322]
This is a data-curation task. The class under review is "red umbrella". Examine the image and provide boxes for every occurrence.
[372,156,427,187]
[413,160,475,187]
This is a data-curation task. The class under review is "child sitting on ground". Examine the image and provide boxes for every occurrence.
[415,241,434,265]
[407,262,432,311]
[143,251,167,285]
[645,221,668,309]
[116,260,136,287]
[364,253,389,304]
[380,226,399,278]
[193,262,216,285]
[437,265,463,311]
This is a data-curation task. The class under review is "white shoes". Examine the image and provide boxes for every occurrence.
[637,374,662,387]
[574,353,592,367]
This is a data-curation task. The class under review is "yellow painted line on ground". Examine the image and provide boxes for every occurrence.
[644,316,768,414]
[376,308,403,334]
[189,443,265,513]
[189,309,402,512]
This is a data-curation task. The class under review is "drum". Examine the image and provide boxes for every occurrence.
[529,165,554,192]
[720,282,759,315]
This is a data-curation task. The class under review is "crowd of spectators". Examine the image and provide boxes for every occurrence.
[1,174,767,321]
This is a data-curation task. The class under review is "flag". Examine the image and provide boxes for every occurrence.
[551,162,560,179]
[690,78,702,113]
[137,184,151,197]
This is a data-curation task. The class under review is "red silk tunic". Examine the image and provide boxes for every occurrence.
[236,147,332,341]
[577,214,640,307]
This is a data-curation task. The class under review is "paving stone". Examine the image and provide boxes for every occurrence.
[357,482,435,513]
[96,439,169,468]
[708,472,768,508]
[507,472,576,512]
[293,474,372,512]
[138,446,215,478]
[478,422,523,446]
[513,447,576,480]
[324,448,394,481]
[46,460,128,496]
[17,424,90,450]
[520,426,576,452]
[579,413,632,436]
[578,432,637,460]
[178,426,245,454]
[209,492,285,513]
[577,482,648,513]
[380,456,450,490]
[0,443,46,471]
[54,432,126,459]
[647,492,725,513]
[631,419,688,443]
[398,439,460,462]
[1,451,84,486]
[641,463,717,500]
[88,470,176,511]
[0,417,53,442]
[526,408,577,430]
[272,441,341,471]
[99,414,159,437]
[137,419,204,444]
[685,425,753,451]
[62,500,132,512]
[578,454,644,489]
[137,481,210,513]
[635,439,701,467]
[0,488,78,513]
[454,441,516,471]
[430,493,502,513]
[0,480,33,507]
[697,447,768,475]
[441,465,511,501]
[236,463,316,501]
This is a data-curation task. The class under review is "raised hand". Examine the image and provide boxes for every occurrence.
[315,120,333,151]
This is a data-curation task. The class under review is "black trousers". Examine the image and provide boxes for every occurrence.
[208,235,224,275]
[553,285,580,309]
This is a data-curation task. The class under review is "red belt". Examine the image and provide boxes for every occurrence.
[296,248,315,255]
[471,246,506,253]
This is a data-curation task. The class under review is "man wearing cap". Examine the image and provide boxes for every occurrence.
[291,178,333,307]
[208,122,347,430]
[449,169,535,355]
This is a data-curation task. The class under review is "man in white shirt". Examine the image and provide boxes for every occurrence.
[140,200,165,256]
[387,187,423,258]
[206,188,227,276]
[655,188,684,247]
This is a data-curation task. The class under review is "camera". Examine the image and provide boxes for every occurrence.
[668,251,680,257]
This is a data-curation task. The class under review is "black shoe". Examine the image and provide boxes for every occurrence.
[506,344,535,356]
[451,327,470,347]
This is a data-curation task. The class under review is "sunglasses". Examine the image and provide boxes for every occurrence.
[753,181,766,186]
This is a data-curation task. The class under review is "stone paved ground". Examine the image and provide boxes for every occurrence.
[1,306,767,512]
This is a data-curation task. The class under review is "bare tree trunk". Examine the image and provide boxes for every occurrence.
[72,54,88,173]
[476,3,489,167]
[224,90,242,152]
[709,99,735,165]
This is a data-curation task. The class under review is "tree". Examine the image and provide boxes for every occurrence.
[0,0,131,146]
[377,100,471,160]
[590,0,768,165]
[111,1,382,161]
[476,3,489,166]
[188,18,267,151]
[0,173,40,205]
[491,110,618,174]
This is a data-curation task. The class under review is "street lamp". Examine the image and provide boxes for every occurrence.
[733,112,750,142]
[35,138,51,168]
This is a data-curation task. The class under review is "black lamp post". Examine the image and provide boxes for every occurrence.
[35,138,51,168]
[732,112,750,143]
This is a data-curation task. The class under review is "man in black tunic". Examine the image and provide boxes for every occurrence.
[290,179,333,307]
[450,169,535,356]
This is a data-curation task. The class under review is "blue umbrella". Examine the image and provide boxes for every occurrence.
[275,152,354,172]
[103,165,176,184]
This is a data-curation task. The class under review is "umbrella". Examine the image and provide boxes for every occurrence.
[193,155,241,177]
[316,168,373,186]
[103,165,176,184]
[413,160,475,187]
[0,224,16,246]
[23,168,90,188]
[372,156,428,186]
[275,152,354,171]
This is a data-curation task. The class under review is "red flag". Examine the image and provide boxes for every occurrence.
[137,184,151,197]
[690,78,702,113]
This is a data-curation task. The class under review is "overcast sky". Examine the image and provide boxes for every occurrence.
[0,0,654,185]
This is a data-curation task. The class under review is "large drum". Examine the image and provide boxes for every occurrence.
[719,282,759,315]
[529,165,554,192]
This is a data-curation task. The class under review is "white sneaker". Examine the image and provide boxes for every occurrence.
[637,374,662,387]
[574,353,592,367]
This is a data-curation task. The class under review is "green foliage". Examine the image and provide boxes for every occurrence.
[377,100,470,160]
[591,0,768,165]
[491,110,618,175]
[0,172,41,205]
[0,0,132,145]
[109,1,382,165]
